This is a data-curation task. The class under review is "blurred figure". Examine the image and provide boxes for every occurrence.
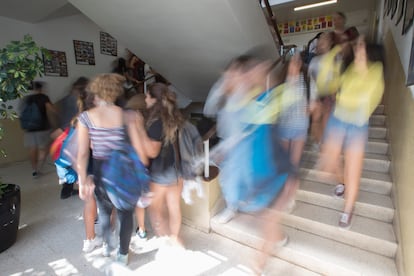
[20,81,56,177]
[58,77,89,130]
[317,36,385,228]
[205,53,298,274]
[77,73,149,265]
[124,93,149,240]
[275,52,309,212]
[308,32,337,150]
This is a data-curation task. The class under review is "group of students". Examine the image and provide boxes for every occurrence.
[203,12,385,274]
[44,70,186,266]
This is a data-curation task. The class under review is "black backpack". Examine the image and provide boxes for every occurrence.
[20,99,43,131]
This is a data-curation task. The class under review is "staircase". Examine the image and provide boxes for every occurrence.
[210,104,399,276]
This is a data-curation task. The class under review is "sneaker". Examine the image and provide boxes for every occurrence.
[338,212,353,229]
[116,252,128,265]
[32,171,38,178]
[275,234,289,248]
[216,208,236,224]
[136,228,147,239]
[102,242,111,257]
[60,184,74,199]
[284,199,296,214]
[333,184,345,198]
[82,236,103,253]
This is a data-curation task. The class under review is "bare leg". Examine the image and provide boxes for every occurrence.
[84,196,97,240]
[29,147,38,172]
[343,145,365,214]
[135,207,146,232]
[310,104,322,144]
[37,147,48,173]
[165,179,183,241]
[149,183,168,237]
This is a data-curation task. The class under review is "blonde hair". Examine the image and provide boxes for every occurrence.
[87,73,125,103]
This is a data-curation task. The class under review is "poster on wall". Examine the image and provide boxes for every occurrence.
[100,31,117,56]
[42,49,68,77]
[278,15,333,35]
[73,40,95,65]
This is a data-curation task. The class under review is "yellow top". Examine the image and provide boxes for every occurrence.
[334,61,384,126]
[315,45,343,96]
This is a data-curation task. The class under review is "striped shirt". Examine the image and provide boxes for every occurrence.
[78,111,125,160]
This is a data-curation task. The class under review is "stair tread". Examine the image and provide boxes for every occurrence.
[211,213,398,276]
[302,150,390,162]
[300,162,392,183]
[285,201,396,243]
[305,137,388,145]
[299,180,394,210]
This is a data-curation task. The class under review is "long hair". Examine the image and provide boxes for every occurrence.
[146,83,184,145]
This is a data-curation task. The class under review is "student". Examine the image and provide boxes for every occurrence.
[138,83,185,244]
[77,73,149,264]
[20,81,56,177]
[317,36,385,228]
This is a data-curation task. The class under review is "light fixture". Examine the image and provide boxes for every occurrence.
[261,0,295,8]
[294,0,337,11]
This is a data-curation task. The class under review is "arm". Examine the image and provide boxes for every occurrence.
[125,111,150,166]
[76,122,94,200]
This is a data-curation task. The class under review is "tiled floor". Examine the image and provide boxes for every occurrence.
[0,160,318,276]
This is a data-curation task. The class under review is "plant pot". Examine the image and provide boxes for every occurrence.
[0,184,21,253]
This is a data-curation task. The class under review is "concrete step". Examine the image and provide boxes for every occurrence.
[369,126,387,139]
[301,150,390,174]
[280,201,397,258]
[300,162,393,195]
[297,180,394,222]
[211,213,398,276]
[374,104,385,115]
[369,114,386,126]
[305,138,389,155]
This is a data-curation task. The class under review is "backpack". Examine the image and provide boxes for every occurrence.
[178,121,204,180]
[101,133,150,211]
[50,127,78,168]
[20,99,44,131]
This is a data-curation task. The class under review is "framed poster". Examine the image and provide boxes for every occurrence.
[397,0,406,25]
[403,0,414,34]
[42,49,68,77]
[100,31,117,56]
[73,40,95,65]
[407,28,414,85]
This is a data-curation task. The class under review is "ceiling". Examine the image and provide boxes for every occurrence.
[270,0,378,23]
[0,0,378,24]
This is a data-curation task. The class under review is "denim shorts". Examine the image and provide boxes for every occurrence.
[324,114,368,150]
[150,166,180,186]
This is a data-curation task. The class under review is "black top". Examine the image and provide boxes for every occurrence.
[147,119,176,174]
[24,93,51,131]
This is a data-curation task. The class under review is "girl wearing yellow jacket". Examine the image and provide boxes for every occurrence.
[318,35,385,228]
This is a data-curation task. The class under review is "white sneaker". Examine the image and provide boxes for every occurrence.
[216,208,236,224]
[82,236,103,253]
[102,242,111,257]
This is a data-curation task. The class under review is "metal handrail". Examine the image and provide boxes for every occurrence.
[259,0,284,51]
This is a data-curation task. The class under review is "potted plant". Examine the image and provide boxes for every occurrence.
[0,34,48,253]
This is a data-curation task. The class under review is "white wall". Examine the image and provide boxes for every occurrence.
[281,10,372,50]
[0,14,127,103]
[377,0,414,96]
